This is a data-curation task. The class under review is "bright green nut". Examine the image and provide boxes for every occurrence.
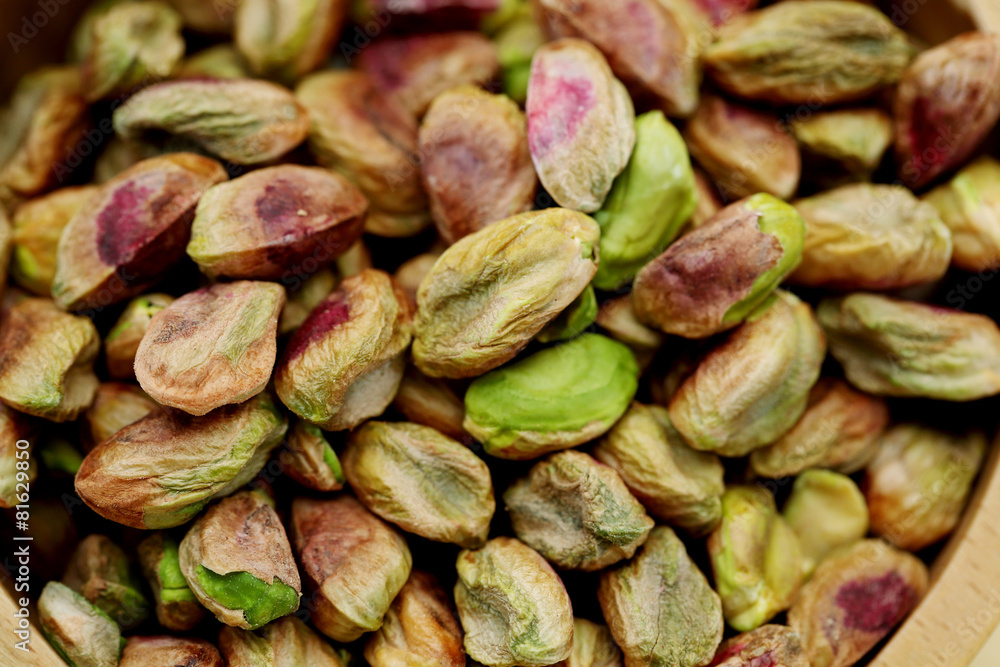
[537,284,598,343]
[598,526,723,667]
[708,486,805,633]
[464,333,639,460]
[924,156,1000,273]
[818,292,1000,401]
[494,16,544,104]
[782,470,869,576]
[414,209,600,379]
[38,581,124,667]
[593,111,696,291]
[138,532,205,632]
[61,534,151,631]
[194,568,300,629]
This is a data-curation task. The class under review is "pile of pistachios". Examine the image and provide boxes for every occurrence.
[3,0,1000,665]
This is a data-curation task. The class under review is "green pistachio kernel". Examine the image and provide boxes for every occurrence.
[537,284,598,343]
[195,568,300,630]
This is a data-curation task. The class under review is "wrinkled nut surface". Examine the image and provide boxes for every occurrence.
[62,533,151,631]
[138,532,206,632]
[120,636,223,667]
[685,95,801,202]
[419,85,536,244]
[669,290,826,457]
[925,156,1000,272]
[295,70,429,238]
[790,184,952,289]
[750,378,889,478]
[413,209,598,378]
[594,403,724,536]
[788,540,928,667]
[343,421,495,547]
[895,32,1000,189]
[365,570,465,667]
[219,616,346,667]
[279,268,337,335]
[291,495,413,642]
[791,108,893,184]
[392,364,468,441]
[527,38,636,212]
[704,0,912,104]
[179,490,302,629]
[464,334,638,460]
[0,298,99,422]
[599,526,724,667]
[593,110,696,291]
[113,79,311,165]
[783,470,869,576]
[52,153,227,312]
[708,624,807,667]
[818,292,1000,401]
[0,404,35,507]
[275,269,412,431]
[75,393,288,529]
[37,581,123,667]
[283,420,345,492]
[455,537,574,667]
[866,424,986,551]
[556,618,622,667]
[505,450,653,571]
[632,194,806,339]
[105,293,174,380]
[135,281,286,415]
[188,165,367,280]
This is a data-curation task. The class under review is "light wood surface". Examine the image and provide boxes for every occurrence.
[0,590,64,667]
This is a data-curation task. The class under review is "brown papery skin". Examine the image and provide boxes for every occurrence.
[120,636,223,667]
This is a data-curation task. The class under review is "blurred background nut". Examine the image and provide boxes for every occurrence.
[275,269,412,431]
[52,153,227,312]
[688,167,723,231]
[790,109,893,187]
[924,156,1000,272]
[138,532,206,632]
[505,450,654,571]
[455,537,574,667]
[536,284,597,343]
[0,208,8,297]
[343,421,495,547]
[283,420,345,492]
[556,619,622,667]
[393,253,439,307]
[632,194,805,339]
[392,365,468,441]
[188,165,367,281]
[93,137,164,184]
[690,0,758,26]
[413,209,598,379]
[136,281,285,415]
[120,636,224,667]
[463,333,639,460]
[62,533,151,630]
[279,268,337,335]
[104,293,174,380]
[176,45,251,80]
[0,404,35,508]
[167,0,238,33]
[37,581,123,667]
[75,393,288,529]
[593,403,724,536]
[219,616,347,667]
[527,38,635,212]
[594,296,666,370]
[291,495,412,642]
[598,526,724,667]
[493,12,544,103]
[865,424,986,551]
[419,85,536,244]
[707,624,807,667]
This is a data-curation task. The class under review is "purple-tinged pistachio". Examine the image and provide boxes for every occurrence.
[53,154,227,312]
[291,495,413,642]
[81,1,185,101]
[358,0,501,21]
[365,570,465,667]
[75,393,288,529]
[708,486,805,632]
[38,581,124,667]
[413,209,598,378]
[189,166,366,280]
[10,185,98,296]
[494,14,544,103]
[865,424,986,551]
[527,38,635,212]
[818,293,1000,401]
[632,194,805,339]
[594,296,665,369]
[791,108,893,185]
[135,281,285,415]
[344,421,495,547]
[179,490,302,629]
[594,403,724,536]
[691,0,758,27]
[505,450,653,571]
[220,616,347,667]
[455,537,574,667]
[750,378,888,478]
[392,365,468,441]
[788,539,928,667]
[138,532,206,632]
[296,70,430,237]
[235,0,350,83]
[275,269,412,431]
[105,293,174,380]
[599,526,724,667]
[790,184,952,290]
[783,470,869,576]
[704,1,912,105]
[420,85,536,244]
[685,95,800,202]
[535,0,707,118]
[669,291,825,456]
[283,420,345,492]
[279,268,337,335]
[895,32,1000,189]
[925,156,1000,272]
[688,167,723,231]
[62,533,151,630]
[121,636,223,667]
[0,404,36,508]
[556,619,622,667]
[537,284,598,343]
[176,45,252,79]
[114,79,311,165]
[358,32,500,119]
[708,625,807,667]
[0,298,99,422]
